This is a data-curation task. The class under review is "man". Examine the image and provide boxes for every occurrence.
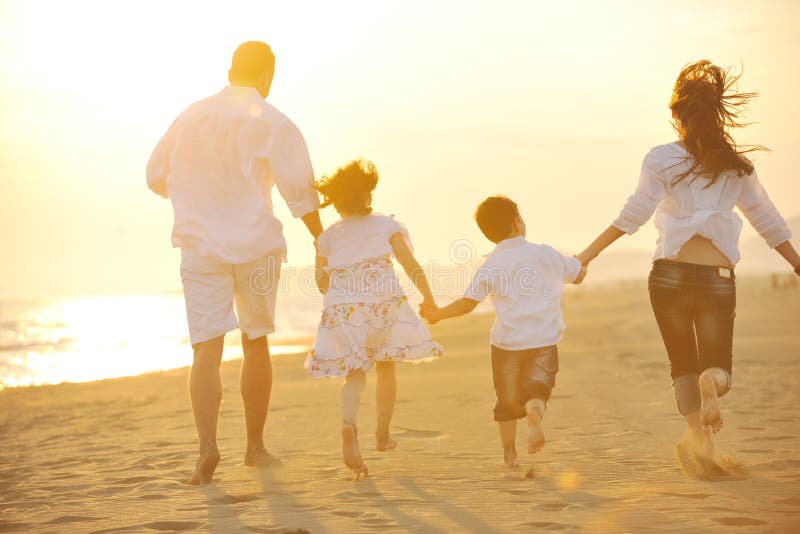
[147,41,323,484]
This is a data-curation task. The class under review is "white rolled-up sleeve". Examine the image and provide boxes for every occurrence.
[146,117,179,198]
[736,169,792,248]
[612,149,666,234]
[464,264,493,303]
[268,120,320,218]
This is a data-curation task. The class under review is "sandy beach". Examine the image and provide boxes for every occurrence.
[1,278,798,533]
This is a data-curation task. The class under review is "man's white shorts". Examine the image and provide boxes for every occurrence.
[180,249,282,346]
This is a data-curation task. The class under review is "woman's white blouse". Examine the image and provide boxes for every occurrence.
[612,142,791,265]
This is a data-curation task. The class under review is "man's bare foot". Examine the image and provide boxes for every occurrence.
[187,444,220,485]
[699,372,723,433]
[244,447,282,468]
[376,433,397,452]
[527,411,546,454]
[503,445,519,468]
[342,423,368,476]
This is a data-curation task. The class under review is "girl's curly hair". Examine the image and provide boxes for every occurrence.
[669,60,766,184]
[315,159,379,216]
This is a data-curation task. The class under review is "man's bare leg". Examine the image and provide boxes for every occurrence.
[188,335,224,485]
[240,333,276,467]
[498,420,519,468]
[375,361,397,451]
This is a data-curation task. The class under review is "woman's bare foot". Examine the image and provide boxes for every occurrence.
[699,372,723,433]
[187,444,220,485]
[342,423,368,476]
[376,433,397,452]
[527,411,546,454]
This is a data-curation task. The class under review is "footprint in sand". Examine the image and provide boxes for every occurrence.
[521,521,574,530]
[775,496,800,506]
[46,515,105,525]
[392,426,442,439]
[713,517,767,526]
[139,521,205,531]
[331,510,363,518]
[658,492,711,500]
[211,493,261,505]
[540,502,569,511]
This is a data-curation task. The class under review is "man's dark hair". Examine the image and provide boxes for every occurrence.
[230,41,275,82]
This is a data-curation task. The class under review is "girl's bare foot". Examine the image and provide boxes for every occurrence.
[699,372,723,433]
[187,444,220,485]
[342,423,368,476]
[527,411,546,454]
[244,447,282,468]
[376,433,397,452]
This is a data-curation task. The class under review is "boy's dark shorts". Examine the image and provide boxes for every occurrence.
[491,344,559,422]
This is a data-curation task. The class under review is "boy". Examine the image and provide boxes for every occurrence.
[421,196,586,467]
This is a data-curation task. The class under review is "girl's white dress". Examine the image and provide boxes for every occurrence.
[305,214,443,377]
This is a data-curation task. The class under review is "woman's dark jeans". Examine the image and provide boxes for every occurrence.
[648,260,736,413]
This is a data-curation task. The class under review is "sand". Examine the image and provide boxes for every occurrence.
[1,278,799,533]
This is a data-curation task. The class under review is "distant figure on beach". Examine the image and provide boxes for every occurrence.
[577,60,800,476]
[421,196,587,468]
[147,41,323,484]
[304,159,443,476]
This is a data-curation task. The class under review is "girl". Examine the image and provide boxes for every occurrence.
[577,60,800,475]
[305,159,443,475]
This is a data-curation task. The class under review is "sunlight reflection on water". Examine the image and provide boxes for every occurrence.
[0,293,321,388]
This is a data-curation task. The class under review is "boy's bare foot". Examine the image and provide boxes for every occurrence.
[187,444,220,485]
[527,411,546,454]
[342,423,368,475]
[376,434,397,451]
[244,447,282,468]
[503,445,519,468]
[699,372,723,433]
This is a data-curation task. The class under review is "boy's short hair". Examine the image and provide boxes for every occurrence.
[474,196,519,243]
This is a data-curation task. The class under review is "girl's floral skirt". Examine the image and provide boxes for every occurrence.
[305,294,443,378]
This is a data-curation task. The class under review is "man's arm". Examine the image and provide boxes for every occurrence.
[146,117,179,198]
[302,210,323,240]
[269,121,321,237]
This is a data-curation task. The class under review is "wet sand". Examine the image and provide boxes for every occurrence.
[1,278,798,533]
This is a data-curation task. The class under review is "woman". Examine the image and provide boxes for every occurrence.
[577,60,800,470]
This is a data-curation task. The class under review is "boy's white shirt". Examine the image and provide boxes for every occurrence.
[465,237,581,351]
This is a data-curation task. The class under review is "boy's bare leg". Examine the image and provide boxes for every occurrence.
[526,399,546,454]
[341,370,368,474]
[241,333,278,467]
[498,420,519,468]
[188,335,224,485]
[375,361,397,451]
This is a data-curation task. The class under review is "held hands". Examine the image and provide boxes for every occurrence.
[419,299,441,325]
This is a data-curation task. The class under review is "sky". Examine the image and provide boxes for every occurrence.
[1,0,799,298]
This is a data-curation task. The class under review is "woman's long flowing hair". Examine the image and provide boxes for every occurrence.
[669,60,766,184]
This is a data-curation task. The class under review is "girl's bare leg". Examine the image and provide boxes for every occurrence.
[375,361,398,451]
[340,369,367,474]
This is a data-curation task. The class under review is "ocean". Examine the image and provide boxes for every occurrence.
[0,293,324,389]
